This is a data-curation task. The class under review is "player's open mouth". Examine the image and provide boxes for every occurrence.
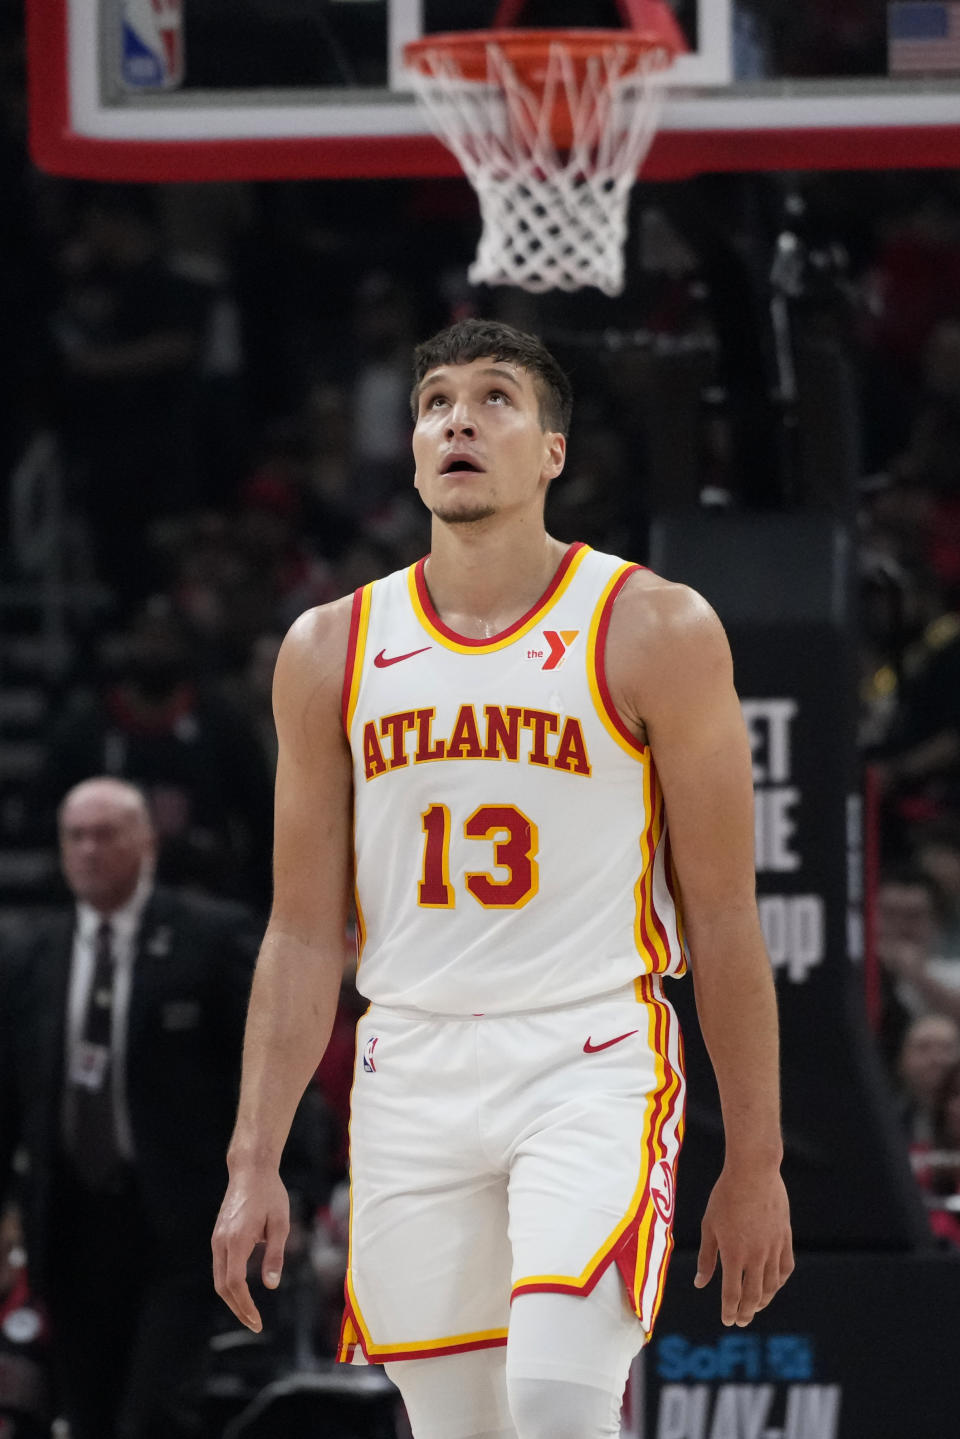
[441,454,484,475]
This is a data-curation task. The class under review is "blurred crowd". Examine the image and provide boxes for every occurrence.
[854,189,960,1244]
[2,1,960,1435]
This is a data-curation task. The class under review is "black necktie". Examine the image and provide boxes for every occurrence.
[68,919,126,1191]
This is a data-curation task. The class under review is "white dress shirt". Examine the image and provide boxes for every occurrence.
[64,871,153,1161]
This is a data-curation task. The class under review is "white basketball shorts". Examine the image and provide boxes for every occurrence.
[337,976,686,1365]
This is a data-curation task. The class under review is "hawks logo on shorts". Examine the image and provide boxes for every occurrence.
[362,1036,379,1073]
[651,1159,675,1223]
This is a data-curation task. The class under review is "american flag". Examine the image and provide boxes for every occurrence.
[889,2,960,73]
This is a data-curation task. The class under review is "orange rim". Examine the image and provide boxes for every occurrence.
[404,28,680,88]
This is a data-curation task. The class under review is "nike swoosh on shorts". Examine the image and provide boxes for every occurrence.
[583,1029,639,1054]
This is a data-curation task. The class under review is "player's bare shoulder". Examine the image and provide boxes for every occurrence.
[608,569,726,656]
[273,595,356,758]
[604,569,734,743]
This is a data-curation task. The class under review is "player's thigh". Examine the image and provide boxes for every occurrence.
[505,985,684,1337]
[349,1008,513,1349]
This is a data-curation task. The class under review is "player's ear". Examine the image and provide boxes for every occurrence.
[543,431,566,481]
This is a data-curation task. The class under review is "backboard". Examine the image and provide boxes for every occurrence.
[28,1,960,181]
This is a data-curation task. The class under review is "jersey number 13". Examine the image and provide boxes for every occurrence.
[419,803,539,910]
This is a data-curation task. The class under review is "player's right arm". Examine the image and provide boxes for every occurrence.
[212,597,355,1332]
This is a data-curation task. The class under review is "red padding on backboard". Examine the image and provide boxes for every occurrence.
[30,122,960,185]
[26,0,960,182]
[26,0,71,171]
[644,124,960,180]
[26,0,457,181]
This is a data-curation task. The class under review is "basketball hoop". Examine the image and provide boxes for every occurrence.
[404,22,684,296]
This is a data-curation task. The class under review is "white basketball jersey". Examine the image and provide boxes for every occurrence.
[343,543,687,1014]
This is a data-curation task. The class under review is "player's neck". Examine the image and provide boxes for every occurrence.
[424,526,570,640]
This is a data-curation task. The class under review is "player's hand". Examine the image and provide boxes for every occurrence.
[693,1162,793,1327]
[212,1165,290,1332]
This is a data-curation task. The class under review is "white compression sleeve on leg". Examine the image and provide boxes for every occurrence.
[507,1377,624,1439]
[385,1346,516,1439]
[385,1266,644,1439]
[504,1264,645,1439]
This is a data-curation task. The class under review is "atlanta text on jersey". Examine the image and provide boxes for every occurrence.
[361,704,592,782]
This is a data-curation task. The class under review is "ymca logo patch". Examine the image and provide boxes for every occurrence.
[525,630,580,670]
[362,1036,379,1073]
[651,1159,675,1223]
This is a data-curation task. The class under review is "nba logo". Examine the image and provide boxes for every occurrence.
[362,1037,379,1073]
[120,0,185,91]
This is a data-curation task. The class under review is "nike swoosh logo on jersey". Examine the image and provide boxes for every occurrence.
[583,1029,639,1054]
[373,646,432,668]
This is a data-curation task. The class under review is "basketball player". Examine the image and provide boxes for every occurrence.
[213,319,793,1439]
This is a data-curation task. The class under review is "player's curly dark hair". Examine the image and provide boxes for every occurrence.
[410,318,573,436]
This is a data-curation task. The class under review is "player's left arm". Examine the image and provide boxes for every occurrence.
[606,575,794,1327]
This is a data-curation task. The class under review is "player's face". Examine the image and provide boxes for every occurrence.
[412,357,565,526]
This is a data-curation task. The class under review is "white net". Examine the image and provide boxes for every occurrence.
[406,37,673,296]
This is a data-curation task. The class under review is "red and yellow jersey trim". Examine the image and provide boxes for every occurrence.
[584,562,687,977]
[353,886,367,966]
[665,831,688,959]
[510,974,684,1341]
[407,541,589,655]
[337,1290,508,1364]
[634,754,686,977]
[342,583,373,736]
[586,562,646,759]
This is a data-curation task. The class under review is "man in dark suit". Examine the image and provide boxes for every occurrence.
[0,776,260,1439]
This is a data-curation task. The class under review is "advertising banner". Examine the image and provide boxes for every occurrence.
[645,1252,960,1439]
[649,514,927,1249]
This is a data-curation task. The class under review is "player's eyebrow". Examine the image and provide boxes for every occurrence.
[475,365,523,387]
[417,364,524,398]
